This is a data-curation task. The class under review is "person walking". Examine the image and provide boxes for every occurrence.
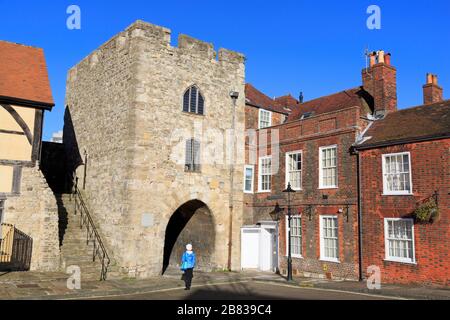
[181,244,196,290]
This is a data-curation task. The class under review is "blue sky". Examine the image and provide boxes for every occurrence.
[1,0,449,140]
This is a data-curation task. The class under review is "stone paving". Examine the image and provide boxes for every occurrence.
[0,270,448,300]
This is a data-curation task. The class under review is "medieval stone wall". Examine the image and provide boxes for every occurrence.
[65,20,246,277]
[4,166,60,271]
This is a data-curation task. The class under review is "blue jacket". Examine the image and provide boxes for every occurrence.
[181,251,196,270]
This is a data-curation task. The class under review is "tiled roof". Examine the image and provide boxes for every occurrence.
[245,83,290,115]
[356,100,450,149]
[288,87,370,121]
[275,95,299,108]
[0,40,54,106]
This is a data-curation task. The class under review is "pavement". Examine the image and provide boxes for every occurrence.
[0,270,448,300]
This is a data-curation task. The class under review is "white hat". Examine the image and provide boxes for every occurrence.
[186,244,193,251]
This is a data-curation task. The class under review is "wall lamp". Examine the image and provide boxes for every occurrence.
[339,205,351,222]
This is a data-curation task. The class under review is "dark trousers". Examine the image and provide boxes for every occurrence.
[184,268,194,289]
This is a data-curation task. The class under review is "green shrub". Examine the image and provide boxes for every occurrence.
[414,198,439,223]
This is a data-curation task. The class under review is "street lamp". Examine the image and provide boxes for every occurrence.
[283,182,296,282]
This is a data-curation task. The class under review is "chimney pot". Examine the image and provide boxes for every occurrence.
[377,50,385,64]
[426,73,433,84]
[385,53,391,65]
[369,53,376,67]
[432,74,438,85]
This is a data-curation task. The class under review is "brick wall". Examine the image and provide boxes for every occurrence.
[244,105,286,130]
[360,139,450,286]
[245,106,366,280]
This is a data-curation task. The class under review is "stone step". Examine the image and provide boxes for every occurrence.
[55,193,119,281]
[61,249,97,256]
[61,238,95,245]
[61,252,98,261]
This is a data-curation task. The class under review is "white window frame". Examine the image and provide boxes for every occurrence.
[384,218,416,264]
[243,165,255,194]
[382,152,413,196]
[258,156,272,193]
[319,145,338,189]
[258,109,272,129]
[286,215,303,258]
[319,215,340,263]
[285,151,303,191]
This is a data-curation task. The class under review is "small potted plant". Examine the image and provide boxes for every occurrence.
[414,197,439,224]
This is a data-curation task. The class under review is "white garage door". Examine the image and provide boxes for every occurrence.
[241,228,260,269]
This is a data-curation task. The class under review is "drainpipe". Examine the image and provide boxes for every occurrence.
[356,150,364,282]
[354,119,375,282]
[228,91,239,271]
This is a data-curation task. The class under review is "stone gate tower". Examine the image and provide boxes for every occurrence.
[65,21,246,278]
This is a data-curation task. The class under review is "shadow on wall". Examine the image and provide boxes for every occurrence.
[0,226,33,272]
[62,107,84,190]
[163,200,216,275]
[55,195,69,246]
[40,142,67,194]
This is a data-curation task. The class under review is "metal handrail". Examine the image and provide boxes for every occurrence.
[72,182,111,281]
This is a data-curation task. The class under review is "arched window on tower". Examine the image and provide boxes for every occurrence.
[183,86,204,115]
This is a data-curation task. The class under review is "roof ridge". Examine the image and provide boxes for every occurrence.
[275,94,294,99]
[392,98,450,114]
[0,40,43,51]
[299,87,361,105]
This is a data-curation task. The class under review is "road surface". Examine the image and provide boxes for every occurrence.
[83,281,397,300]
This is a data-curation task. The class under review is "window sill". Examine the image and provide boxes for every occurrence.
[257,191,272,194]
[318,187,339,190]
[382,193,414,196]
[320,258,341,264]
[182,111,205,117]
[384,259,417,265]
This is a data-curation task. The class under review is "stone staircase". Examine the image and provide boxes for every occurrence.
[57,194,121,281]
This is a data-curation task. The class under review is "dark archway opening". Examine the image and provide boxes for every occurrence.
[162,200,215,275]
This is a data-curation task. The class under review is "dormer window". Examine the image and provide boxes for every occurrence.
[300,112,314,120]
[183,86,205,115]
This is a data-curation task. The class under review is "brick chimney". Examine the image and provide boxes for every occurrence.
[423,73,443,105]
[362,50,398,116]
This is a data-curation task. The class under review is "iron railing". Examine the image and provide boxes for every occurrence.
[72,181,111,281]
[0,224,32,271]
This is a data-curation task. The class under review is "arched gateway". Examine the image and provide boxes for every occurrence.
[162,200,215,274]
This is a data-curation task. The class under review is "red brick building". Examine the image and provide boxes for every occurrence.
[242,50,449,285]
[354,95,449,286]
[243,51,393,280]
